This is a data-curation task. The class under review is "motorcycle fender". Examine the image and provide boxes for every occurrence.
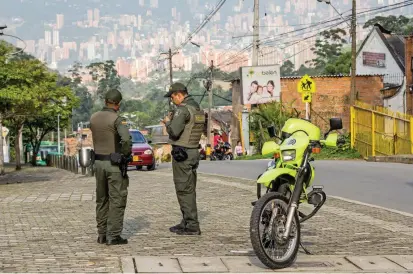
[257,168,297,188]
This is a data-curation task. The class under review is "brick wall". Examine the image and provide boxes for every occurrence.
[406,37,413,114]
[280,75,384,131]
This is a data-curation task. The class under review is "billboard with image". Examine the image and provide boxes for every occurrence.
[240,65,281,105]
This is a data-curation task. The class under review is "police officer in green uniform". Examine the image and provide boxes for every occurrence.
[162,83,205,236]
[89,89,132,245]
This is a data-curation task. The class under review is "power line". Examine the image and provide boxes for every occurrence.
[217,0,413,69]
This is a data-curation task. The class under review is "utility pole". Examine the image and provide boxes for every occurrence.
[161,48,177,85]
[206,60,214,158]
[350,0,357,105]
[168,48,173,85]
[252,0,260,66]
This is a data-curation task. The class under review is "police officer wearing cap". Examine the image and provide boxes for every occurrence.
[89,89,132,245]
[162,82,205,235]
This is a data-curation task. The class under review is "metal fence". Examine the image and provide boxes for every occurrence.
[351,101,413,159]
[46,154,94,176]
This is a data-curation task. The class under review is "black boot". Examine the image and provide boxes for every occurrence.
[106,236,128,245]
[97,235,106,244]
[176,227,201,236]
[169,223,185,233]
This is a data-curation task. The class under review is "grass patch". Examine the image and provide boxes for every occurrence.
[235,154,273,160]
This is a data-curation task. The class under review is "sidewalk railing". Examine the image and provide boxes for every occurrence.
[350,101,413,159]
[46,154,94,176]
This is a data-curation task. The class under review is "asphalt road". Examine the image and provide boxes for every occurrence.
[157,159,413,214]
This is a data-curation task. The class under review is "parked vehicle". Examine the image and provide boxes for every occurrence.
[25,141,64,166]
[128,129,156,171]
[210,141,233,160]
[249,117,343,269]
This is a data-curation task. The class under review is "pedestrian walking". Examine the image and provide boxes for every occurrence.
[89,89,132,245]
[162,82,205,235]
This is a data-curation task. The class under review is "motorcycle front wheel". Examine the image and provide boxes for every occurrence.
[250,192,300,269]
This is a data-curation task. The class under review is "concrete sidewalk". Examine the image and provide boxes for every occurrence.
[122,255,413,273]
[367,154,413,164]
[0,166,412,272]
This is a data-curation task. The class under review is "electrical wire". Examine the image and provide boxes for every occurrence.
[0,33,27,56]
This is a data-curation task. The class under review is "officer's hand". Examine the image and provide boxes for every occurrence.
[161,117,169,124]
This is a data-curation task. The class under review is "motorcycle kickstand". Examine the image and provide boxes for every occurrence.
[300,240,312,255]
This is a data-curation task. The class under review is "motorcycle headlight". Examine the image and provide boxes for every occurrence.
[281,149,296,161]
[144,149,153,155]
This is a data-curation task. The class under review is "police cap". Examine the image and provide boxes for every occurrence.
[164,82,188,98]
[105,89,123,104]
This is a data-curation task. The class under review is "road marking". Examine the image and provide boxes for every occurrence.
[329,195,413,218]
[194,171,413,218]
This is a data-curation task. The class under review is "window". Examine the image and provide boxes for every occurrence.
[130,131,146,143]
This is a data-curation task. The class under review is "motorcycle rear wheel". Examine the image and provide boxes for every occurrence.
[250,192,300,269]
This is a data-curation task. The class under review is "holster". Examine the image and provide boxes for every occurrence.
[171,146,188,162]
[110,152,123,166]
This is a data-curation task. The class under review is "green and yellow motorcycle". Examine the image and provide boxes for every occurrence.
[249,117,343,269]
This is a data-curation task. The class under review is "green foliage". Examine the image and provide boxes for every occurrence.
[69,62,93,128]
[280,28,350,76]
[86,60,120,100]
[249,100,300,152]
[280,60,296,76]
[0,41,79,167]
[313,134,362,160]
[307,28,348,73]
[363,15,413,35]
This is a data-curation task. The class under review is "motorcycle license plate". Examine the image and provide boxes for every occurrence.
[133,156,139,162]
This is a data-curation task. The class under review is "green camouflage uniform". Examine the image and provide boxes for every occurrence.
[164,83,205,235]
[89,89,132,245]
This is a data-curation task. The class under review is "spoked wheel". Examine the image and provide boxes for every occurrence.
[250,192,300,269]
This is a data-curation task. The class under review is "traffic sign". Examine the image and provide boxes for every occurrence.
[297,74,316,93]
[302,91,312,103]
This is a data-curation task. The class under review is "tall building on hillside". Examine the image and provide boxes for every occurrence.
[45,31,52,46]
[87,9,93,26]
[53,30,60,46]
[56,14,64,29]
[139,0,144,6]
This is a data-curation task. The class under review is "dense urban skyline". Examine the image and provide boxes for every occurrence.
[1,0,411,82]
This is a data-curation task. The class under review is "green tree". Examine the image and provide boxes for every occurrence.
[86,60,120,100]
[24,76,79,165]
[324,50,351,75]
[363,15,413,35]
[0,42,69,170]
[307,28,347,73]
[280,60,296,76]
[69,62,93,128]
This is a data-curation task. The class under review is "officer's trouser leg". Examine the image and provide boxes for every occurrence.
[106,166,129,239]
[95,160,109,236]
[172,148,200,230]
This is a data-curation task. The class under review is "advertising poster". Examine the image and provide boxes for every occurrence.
[240,65,281,105]
[362,52,386,68]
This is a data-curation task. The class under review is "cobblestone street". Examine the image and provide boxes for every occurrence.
[0,166,413,272]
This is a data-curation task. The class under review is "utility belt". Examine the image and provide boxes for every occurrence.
[95,153,131,178]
